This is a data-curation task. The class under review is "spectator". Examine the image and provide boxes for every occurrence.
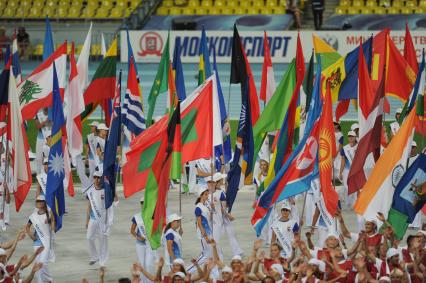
[312,0,325,30]
[17,27,29,59]
[0,27,10,49]
[286,0,301,29]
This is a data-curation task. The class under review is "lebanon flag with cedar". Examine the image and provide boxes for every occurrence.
[347,46,384,195]
[7,69,32,211]
[123,79,216,198]
[18,42,67,120]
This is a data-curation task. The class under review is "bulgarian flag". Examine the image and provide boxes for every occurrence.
[260,31,276,104]
[18,42,67,120]
[123,76,222,198]
[354,108,417,221]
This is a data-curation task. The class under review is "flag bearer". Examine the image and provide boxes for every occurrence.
[95,123,109,172]
[390,108,402,137]
[34,108,51,174]
[271,203,299,258]
[26,195,55,283]
[339,131,358,211]
[85,121,98,183]
[131,195,157,283]
[0,146,10,230]
[163,213,183,269]
[36,158,48,198]
[85,168,110,267]
[408,141,422,229]
[195,185,213,259]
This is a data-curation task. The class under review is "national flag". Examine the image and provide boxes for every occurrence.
[122,29,145,139]
[45,64,67,232]
[65,42,85,159]
[230,24,260,125]
[170,102,182,180]
[404,23,418,75]
[101,33,107,57]
[354,108,417,222]
[11,38,22,83]
[146,33,170,127]
[76,22,92,93]
[83,38,117,106]
[43,17,54,61]
[252,58,323,235]
[385,33,416,102]
[387,153,426,239]
[312,34,341,69]
[0,60,10,135]
[172,37,186,101]
[142,101,180,249]
[7,66,32,212]
[303,49,315,113]
[123,77,220,198]
[213,47,232,164]
[293,33,305,146]
[399,52,425,124]
[347,46,384,195]
[260,31,276,104]
[253,60,296,161]
[318,82,339,222]
[198,26,212,86]
[18,42,67,120]
[103,71,122,210]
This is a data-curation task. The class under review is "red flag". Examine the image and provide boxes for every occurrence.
[347,46,384,195]
[260,32,276,104]
[319,82,338,218]
[404,23,418,75]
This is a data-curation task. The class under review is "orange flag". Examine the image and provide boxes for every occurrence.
[404,23,418,75]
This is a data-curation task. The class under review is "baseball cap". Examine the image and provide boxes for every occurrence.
[173,258,185,266]
[213,172,227,182]
[281,203,292,211]
[204,176,214,182]
[379,276,391,282]
[43,158,48,164]
[90,121,99,127]
[222,266,232,273]
[396,108,403,114]
[140,195,144,202]
[0,248,6,256]
[36,195,46,202]
[351,123,359,131]
[198,185,209,197]
[45,129,52,137]
[308,258,325,273]
[93,169,103,177]
[386,248,399,259]
[97,123,109,131]
[412,141,417,147]
[173,272,186,279]
[167,213,182,224]
[231,255,242,262]
[347,130,357,137]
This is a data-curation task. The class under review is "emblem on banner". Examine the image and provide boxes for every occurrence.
[138,32,163,56]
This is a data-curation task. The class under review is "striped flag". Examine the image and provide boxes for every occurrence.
[260,31,276,104]
[354,108,417,221]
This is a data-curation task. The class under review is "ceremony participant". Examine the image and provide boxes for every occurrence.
[163,213,183,269]
[0,150,10,230]
[34,108,51,174]
[351,123,359,137]
[85,121,98,183]
[333,120,343,181]
[195,186,213,259]
[130,195,157,283]
[408,141,423,229]
[338,130,358,211]
[35,158,48,198]
[254,156,269,193]
[271,203,299,258]
[86,169,111,268]
[95,123,109,171]
[196,158,213,187]
[26,195,55,283]
[42,130,51,161]
[390,108,402,137]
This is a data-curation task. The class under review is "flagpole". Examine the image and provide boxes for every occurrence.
[179,177,182,215]
[299,192,307,228]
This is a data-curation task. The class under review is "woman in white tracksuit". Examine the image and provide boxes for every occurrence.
[163,213,183,269]
[130,196,157,283]
[195,186,213,259]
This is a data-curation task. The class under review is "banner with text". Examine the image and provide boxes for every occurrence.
[121,30,426,64]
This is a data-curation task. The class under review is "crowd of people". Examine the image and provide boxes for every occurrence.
[0,103,423,283]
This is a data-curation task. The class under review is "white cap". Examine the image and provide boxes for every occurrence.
[258,152,269,162]
[167,213,182,224]
[0,248,6,256]
[416,230,426,236]
[90,121,99,127]
[386,248,399,259]
[396,108,403,114]
[213,172,227,182]
[365,218,378,226]
[97,123,109,131]
[173,258,185,266]
[43,158,48,164]
[347,130,357,137]
[351,123,359,131]
[379,276,391,282]
[36,195,46,202]
[173,272,186,279]
[204,175,214,182]
[222,266,232,273]
[308,258,325,273]
[280,203,292,211]
[412,141,417,147]
[93,169,103,177]
[198,186,209,197]
[231,255,242,262]
[45,129,52,137]
[271,263,284,277]
[140,195,144,202]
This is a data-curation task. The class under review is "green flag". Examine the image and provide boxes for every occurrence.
[147,33,170,127]
[253,59,296,159]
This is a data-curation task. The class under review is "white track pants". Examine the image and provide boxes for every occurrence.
[87,219,109,267]
[136,242,157,283]
[35,137,46,174]
[34,245,52,283]
[223,220,243,256]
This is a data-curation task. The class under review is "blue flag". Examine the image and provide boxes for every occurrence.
[43,17,54,61]
[172,37,186,101]
[103,71,122,209]
[227,78,254,211]
[46,63,66,232]
[199,26,212,80]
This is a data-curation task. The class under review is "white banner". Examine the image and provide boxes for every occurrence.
[121,30,426,64]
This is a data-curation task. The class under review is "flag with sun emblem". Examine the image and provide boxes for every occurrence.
[46,63,66,232]
[317,81,339,227]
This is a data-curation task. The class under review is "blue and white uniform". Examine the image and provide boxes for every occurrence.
[163,228,182,267]
[195,201,212,258]
[34,110,50,174]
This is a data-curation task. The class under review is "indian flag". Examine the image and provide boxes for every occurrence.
[354,108,417,221]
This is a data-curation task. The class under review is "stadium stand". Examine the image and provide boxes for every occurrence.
[0,0,139,19]
[335,0,424,14]
[155,0,299,15]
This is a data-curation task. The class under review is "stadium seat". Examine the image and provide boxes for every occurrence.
[33,44,44,56]
[87,0,99,8]
[75,44,84,55]
[362,7,373,14]
[386,7,400,13]
[110,7,123,18]
[101,0,113,7]
[392,0,403,7]
[195,7,207,15]
[182,7,195,15]
[365,0,377,7]
[68,6,81,18]
[95,7,109,18]
[6,1,18,9]
[253,1,264,8]
[156,6,169,15]
[45,0,57,8]
[124,7,132,16]
[208,7,220,15]
[415,7,424,13]
[352,0,364,7]
[340,0,350,6]
[379,0,391,7]
[227,0,237,8]
[400,7,413,13]
[14,9,25,18]
[273,6,286,13]
[406,1,416,8]
[90,44,101,56]
[239,0,250,8]
[335,6,347,14]
[129,1,138,9]
[81,7,96,17]
[247,7,259,14]
[162,0,173,8]
[420,1,426,8]
[373,6,386,14]
[20,0,32,11]
[33,0,44,9]
[43,7,56,17]
[187,0,199,8]
[27,7,41,18]
[266,0,277,8]
[261,7,274,14]
[57,7,69,18]
[169,7,181,14]
[201,0,213,8]
[233,7,246,14]
[116,0,127,9]
[347,6,359,14]
[220,6,233,14]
